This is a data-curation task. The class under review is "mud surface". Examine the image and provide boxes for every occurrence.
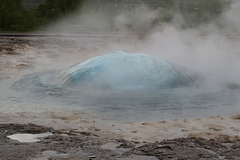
[0,38,29,55]
[0,37,42,76]
[0,123,240,160]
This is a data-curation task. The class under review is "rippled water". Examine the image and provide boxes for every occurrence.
[9,71,240,121]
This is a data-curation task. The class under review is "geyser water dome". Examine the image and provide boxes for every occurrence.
[11,50,240,121]
[53,50,193,90]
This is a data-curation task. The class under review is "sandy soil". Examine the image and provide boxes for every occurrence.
[0,36,240,160]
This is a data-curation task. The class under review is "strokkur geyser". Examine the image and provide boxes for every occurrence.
[53,50,193,89]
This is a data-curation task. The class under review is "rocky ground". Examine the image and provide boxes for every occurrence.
[1,36,240,160]
[1,123,240,160]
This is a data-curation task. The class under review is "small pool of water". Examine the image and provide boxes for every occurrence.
[8,71,240,122]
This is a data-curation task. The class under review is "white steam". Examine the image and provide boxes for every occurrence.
[42,0,240,89]
[113,5,159,34]
[144,27,240,89]
[220,0,240,35]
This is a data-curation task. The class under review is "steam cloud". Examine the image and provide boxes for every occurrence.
[43,0,240,90]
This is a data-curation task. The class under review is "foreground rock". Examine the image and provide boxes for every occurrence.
[1,123,240,160]
[123,136,240,160]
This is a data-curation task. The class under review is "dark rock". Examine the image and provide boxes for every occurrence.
[1,123,240,160]
[0,123,54,135]
[122,137,240,160]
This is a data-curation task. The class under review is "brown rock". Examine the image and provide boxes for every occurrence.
[231,114,240,120]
